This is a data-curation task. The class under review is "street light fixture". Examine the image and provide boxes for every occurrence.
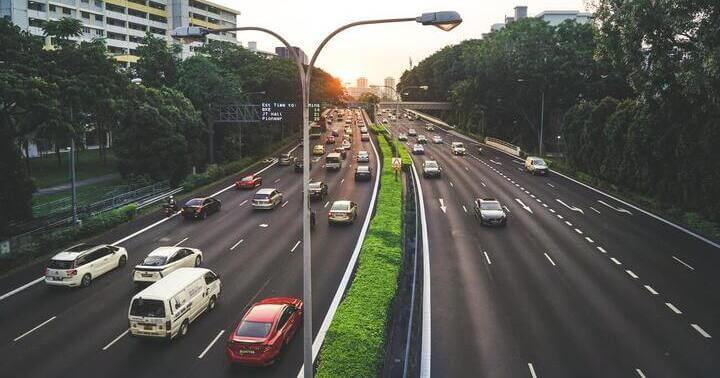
[171,12,461,377]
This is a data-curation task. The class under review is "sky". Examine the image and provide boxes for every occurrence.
[211,0,591,86]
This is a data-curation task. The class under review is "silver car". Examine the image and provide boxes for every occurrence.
[252,188,283,210]
[473,198,507,226]
[422,160,442,178]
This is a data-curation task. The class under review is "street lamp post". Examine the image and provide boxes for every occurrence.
[171,12,461,377]
[517,78,545,156]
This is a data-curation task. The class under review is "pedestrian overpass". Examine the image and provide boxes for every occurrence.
[377,101,451,111]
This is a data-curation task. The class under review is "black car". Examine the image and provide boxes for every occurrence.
[294,159,313,173]
[308,181,328,200]
[182,197,221,220]
[354,165,372,181]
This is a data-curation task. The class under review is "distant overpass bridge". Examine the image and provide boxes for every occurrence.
[378,101,451,110]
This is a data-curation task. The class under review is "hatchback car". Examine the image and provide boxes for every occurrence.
[451,142,466,155]
[252,188,283,210]
[294,159,312,173]
[474,198,507,226]
[354,166,372,181]
[312,145,325,156]
[357,150,370,163]
[133,247,202,284]
[398,133,408,141]
[182,197,221,220]
[417,135,428,144]
[226,297,303,366]
[278,153,295,166]
[360,127,368,133]
[432,135,443,144]
[235,174,262,190]
[45,244,128,288]
[308,181,328,200]
[412,144,425,155]
[328,200,358,224]
[422,160,442,178]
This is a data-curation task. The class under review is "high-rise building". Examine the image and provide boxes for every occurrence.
[535,10,592,25]
[384,76,396,98]
[357,77,368,89]
[0,0,240,62]
[275,46,308,65]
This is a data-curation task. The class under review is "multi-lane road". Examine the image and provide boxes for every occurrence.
[390,114,719,378]
[0,112,378,378]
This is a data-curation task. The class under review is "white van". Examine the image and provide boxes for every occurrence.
[128,267,221,340]
[525,156,549,175]
[325,152,342,170]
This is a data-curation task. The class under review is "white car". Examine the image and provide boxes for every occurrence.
[412,144,425,155]
[398,133,408,141]
[408,128,417,137]
[360,127,368,133]
[432,135,443,144]
[451,142,466,155]
[525,156,549,175]
[422,160,442,178]
[45,243,128,288]
[133,247,203,284]
[357,150,370,163]
[342,140,352,150]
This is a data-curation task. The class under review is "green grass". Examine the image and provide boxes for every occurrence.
[31,178,127,216]
[316,134,404,377]
[28,149,118,189]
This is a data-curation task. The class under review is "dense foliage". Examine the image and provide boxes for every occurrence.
[0,18,344,236]
[400,1,720,225]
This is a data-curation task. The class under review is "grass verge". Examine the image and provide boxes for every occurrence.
[28,149,118,189]
[316,133,404,377]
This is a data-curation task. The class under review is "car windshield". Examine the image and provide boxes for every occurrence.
[47,259,73,269]
[327,156,340,163]
[130,298,166,318]
[425,162,438,168]
[481,202,502,211]
[142,255,167,266]
[533,160,546,165]
[309,182,322,189]
[454,143,464,148]
[185,199,202,206]
[357,166,369,172]
[254,193,269,200]
[241,176,254,182]
[235,321,272,338]
[331,202,350,211]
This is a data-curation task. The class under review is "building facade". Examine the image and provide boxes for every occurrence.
[485,5,591,35]
[0,0,240,62]
[383,76,395,99]
[356,77,368,89]
[274,46,308,65]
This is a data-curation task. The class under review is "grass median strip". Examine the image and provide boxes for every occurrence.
[316,133,403,377]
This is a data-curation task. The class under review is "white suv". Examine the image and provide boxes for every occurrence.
[45,244,128,288]
[133,247,203,284]
[451,142,466,155]
[357,150,370,163]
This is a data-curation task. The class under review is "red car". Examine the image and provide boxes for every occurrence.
[326,135,336,144]
[235,174,262,190]
[226,297,303,366]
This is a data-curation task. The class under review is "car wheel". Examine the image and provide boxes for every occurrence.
[118,255,127,268]
[195,255,202,267]
[208,296,217,312]
[81,274,92,288]
[179,320,189,338]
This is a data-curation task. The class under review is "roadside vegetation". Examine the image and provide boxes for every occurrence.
[400,0,720,240]
[316,130,404,377]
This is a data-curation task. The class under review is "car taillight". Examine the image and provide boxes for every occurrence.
[196,208,202,213]
[45,267,49,275]
[67,269,77,277]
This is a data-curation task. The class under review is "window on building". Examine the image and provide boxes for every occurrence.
[95,14,103,21]
[128,35,143,43]
[48,4,56,11]
[62,7,71,14]
[107,17,126,27]
[105,3,124,13]
[128,22,146,31]
[27,1,44,11]
[149,14,166,23]
[28,18,45,27]
[94,0,103,6]
[149,26,165,35]
[81,0,89,3]
[128,0,145,5]
[148,1,165,11]
[106,32,126,41]
[127,8,146,18]
[80,11,90,18]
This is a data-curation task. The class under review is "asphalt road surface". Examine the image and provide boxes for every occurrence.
[389,115,719,378]
[0,113,378,378]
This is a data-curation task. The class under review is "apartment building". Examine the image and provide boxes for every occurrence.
[0,0,240,62]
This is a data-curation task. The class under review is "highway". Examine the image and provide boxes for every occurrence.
[0,111,378,378]
[389,114,719,378]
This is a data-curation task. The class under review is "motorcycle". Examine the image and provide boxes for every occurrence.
[163,203,179,217]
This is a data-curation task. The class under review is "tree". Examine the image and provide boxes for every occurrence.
[358,92,380,104]
[42,17,82,47]
[134,33,181,88]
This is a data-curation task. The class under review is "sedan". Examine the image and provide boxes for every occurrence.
[328,200,358,224]
[417,135,428,144]
[308,181,328,200]
[235,174,262,190]
[432,135,443,144]
[474,198,507,226]
[182,197,221,220]
[226,297,303,366]
[412,144,425,155]
[132,247,202,284]
[354,165,372,181]
[422,160,442,178]
[341,140,352,151]
[357,150,369,163]
[398,133,408,141]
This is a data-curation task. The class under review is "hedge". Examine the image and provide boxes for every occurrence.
[316,134,404,377]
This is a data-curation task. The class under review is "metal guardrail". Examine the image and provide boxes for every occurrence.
[484,137,522,157]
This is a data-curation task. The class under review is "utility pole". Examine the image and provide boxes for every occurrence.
[69,106,78,225]
[539,89,545,157]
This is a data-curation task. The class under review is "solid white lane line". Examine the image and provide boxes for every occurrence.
[672,256,695,271]
[0,277,45,301]
[547,183,555,188]
[590,207,601,214]
[282,201,289,208]
[575,228,583,234]
[585,237,594,243]
[198,330,225,359]
[597,246,607,253]
[14,316,56,342]
[691,324,712,338]
[324,201,330,208]
[290,240,301,253]
[230,239,244,250]
[462,205,468,213]
[665,302,682,314]
[626,270,639,279]
[549,208,556,213]
[173,237,188,247]
[644,285,659,295]
[102,328,130,351]
[544,253,557,266]
[483,251,492,265]
[635,368,647,378]
[611,257,622,265]
[238,200,248,207]
[528,362,538,378]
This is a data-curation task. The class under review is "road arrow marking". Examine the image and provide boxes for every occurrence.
[556,199,584,214]
[597,200,633,215]
[515,199,533,214]
[439,199,447,214]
